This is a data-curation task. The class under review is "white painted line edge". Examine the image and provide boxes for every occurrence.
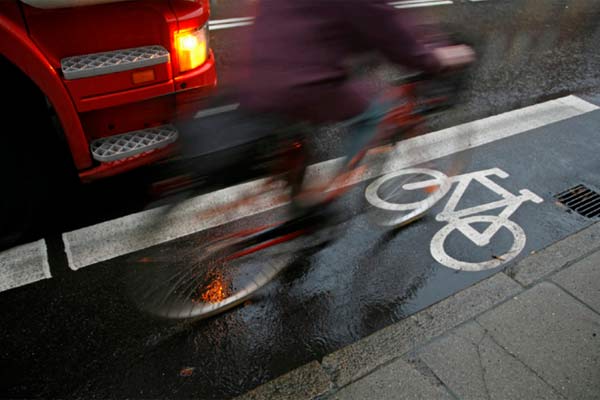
[209,21,254,31]
[208,0,489,31]
[554,95,600,113]
[41,240,51,279]
[63,233,77,271]
[209,17,254,25]
[62,95,599,270]
[194,103,239,119]
[389,0,451,5]
[0,239,51,293]
[394,1,453,9]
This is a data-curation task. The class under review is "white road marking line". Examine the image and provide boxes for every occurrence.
[554,95,599,112]
[209,17,254,30]
[209,21,254,30]
[208,0,486,31]
[210,17,254,24]
[62,95,598,270]
[390,0,449,3]
[392,0,453,9]
[194,103,239,119]
[0,240,50,293]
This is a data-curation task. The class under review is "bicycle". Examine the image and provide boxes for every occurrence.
[126,68,471,320]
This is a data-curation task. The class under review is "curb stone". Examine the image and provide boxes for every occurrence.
[507,222,600,286]
[234,361,333,400]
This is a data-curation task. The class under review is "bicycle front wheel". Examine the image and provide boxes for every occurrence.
[125,228,296,320]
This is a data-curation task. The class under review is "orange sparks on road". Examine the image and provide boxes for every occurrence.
[194,271,230,304]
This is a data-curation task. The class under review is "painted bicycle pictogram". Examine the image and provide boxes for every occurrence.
[365,167,543,271]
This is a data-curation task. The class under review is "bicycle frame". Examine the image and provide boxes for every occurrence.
[150,72,464,268]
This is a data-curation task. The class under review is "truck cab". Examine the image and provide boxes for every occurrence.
[0,0,217,247]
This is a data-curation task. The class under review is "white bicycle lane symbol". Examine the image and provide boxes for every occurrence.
[365,167,544,271]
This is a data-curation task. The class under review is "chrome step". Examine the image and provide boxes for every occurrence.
[61,45,169,80]
[90,125,178,162]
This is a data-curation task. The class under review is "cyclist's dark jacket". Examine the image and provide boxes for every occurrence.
[238,0,442,123]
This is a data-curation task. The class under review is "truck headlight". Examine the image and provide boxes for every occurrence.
[175,24,209,73]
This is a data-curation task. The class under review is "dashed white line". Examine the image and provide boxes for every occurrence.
[194,103,239,119]
[209,0,491,31]
[62,95,598,270]
[209,17,254,30]
[391,0,453,9]
[210,17,255,24]
[0,240,50,293]
[210,22,253,30]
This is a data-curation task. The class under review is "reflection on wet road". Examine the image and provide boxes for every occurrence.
[2,0,600,398]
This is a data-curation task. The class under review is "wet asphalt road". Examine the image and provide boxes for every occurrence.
[3,0,600,398]
[5,105,600,399]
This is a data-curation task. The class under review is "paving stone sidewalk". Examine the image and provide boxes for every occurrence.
[236,222,600,400]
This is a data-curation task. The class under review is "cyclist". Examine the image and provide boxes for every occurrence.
[234,0,474,208]
[136,1,476,320]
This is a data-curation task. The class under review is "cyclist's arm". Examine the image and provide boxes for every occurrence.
[343,0,442,73]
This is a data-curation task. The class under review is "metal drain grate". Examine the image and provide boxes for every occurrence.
[555,184,600,218]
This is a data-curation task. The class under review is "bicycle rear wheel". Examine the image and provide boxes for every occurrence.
[365,168,451,228]
[126,228,297,319]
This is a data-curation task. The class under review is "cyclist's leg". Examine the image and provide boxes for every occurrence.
[342,98,393,163]
[287,98,394,214]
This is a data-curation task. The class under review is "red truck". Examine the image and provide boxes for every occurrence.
[0,0,217,247]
